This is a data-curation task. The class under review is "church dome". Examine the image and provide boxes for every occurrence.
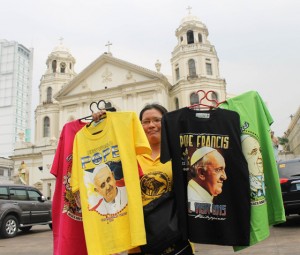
[49,39,75,60]
[179,14,207,30]
[180,14,200,24]
[44,39,76,75]
[52,43,71,54]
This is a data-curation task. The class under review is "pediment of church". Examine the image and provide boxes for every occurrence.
[54,53,169,99]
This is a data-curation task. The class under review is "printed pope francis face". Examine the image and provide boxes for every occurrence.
[242,135,263,176]
[94,165,117,203]
[192,148,227,197]
[199,150,227,196]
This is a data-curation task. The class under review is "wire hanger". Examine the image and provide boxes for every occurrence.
[80,100,116,126]
[189,90,223,110]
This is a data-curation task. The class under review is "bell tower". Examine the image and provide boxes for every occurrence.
[169,9,226,109]
[34,39,76,146]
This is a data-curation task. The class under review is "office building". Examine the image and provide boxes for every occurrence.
[0,39,33,158]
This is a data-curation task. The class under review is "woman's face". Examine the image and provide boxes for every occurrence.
[141,109,163,146]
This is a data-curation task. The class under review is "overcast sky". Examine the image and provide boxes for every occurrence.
[1,0,299,137]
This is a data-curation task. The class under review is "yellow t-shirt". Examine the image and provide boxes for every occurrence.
[137,154,173,206]
[71,112,151,255]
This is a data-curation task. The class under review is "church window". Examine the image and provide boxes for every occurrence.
[52,60,57,73]
[43,117,50,137]
[69,63,72,70]
[206,63,212,75]
[210,91,219,107]
[175,67,180,80]
[46,87,52,103]
[180,36,183,42]
[175,97,179,110]
[190,92,199,105]
[198,33,203,43]
[188,59,197,77]
[187,30,194,44]
[60,62,66,73]
[211,91,218,102]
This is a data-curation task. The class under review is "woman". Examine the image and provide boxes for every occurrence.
[130,104,193,255]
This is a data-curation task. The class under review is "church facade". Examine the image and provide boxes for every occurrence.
[11,13,226,199]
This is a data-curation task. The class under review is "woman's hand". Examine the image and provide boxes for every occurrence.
[92,110,106,122]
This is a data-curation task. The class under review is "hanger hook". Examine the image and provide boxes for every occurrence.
[97,100,107,110]
[89,101,98,113]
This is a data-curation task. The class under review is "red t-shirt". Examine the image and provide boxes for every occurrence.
[51,120,87,255]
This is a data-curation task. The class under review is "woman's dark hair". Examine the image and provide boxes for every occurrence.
[139,103,168,120]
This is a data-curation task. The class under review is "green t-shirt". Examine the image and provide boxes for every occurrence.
[220,90,286,251]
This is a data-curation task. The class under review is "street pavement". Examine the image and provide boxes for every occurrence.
[0,215,300,255]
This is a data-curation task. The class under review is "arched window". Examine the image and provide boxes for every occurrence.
[43,117,50,137]
[60,62,66,73]
[198,33,203,43]
[187,30,194,44]
[69,63,72,70]
[190,92,199,105]
[175,67,180,80]
[211,91,218,101]
[188,59,196,77]
[52,60,57,73]
[46,87,52,103]
[175,97,179,110]
[210,91,219,106]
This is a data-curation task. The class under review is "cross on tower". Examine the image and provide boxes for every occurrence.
[59,37,64,45]
[105,41,112,53]
[187,6,192,15]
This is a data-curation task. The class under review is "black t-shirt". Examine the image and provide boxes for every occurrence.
[161,107,250,246]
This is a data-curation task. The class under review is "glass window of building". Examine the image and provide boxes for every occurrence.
[206,63,212,75]
[43,117,50,137]
[188,59,196,77]
[190,92,199,105]
[47,87,52,103]
[175,67,180,80]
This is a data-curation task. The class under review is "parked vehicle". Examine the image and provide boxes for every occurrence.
[0,184,52,238]
[277,158,300,216]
